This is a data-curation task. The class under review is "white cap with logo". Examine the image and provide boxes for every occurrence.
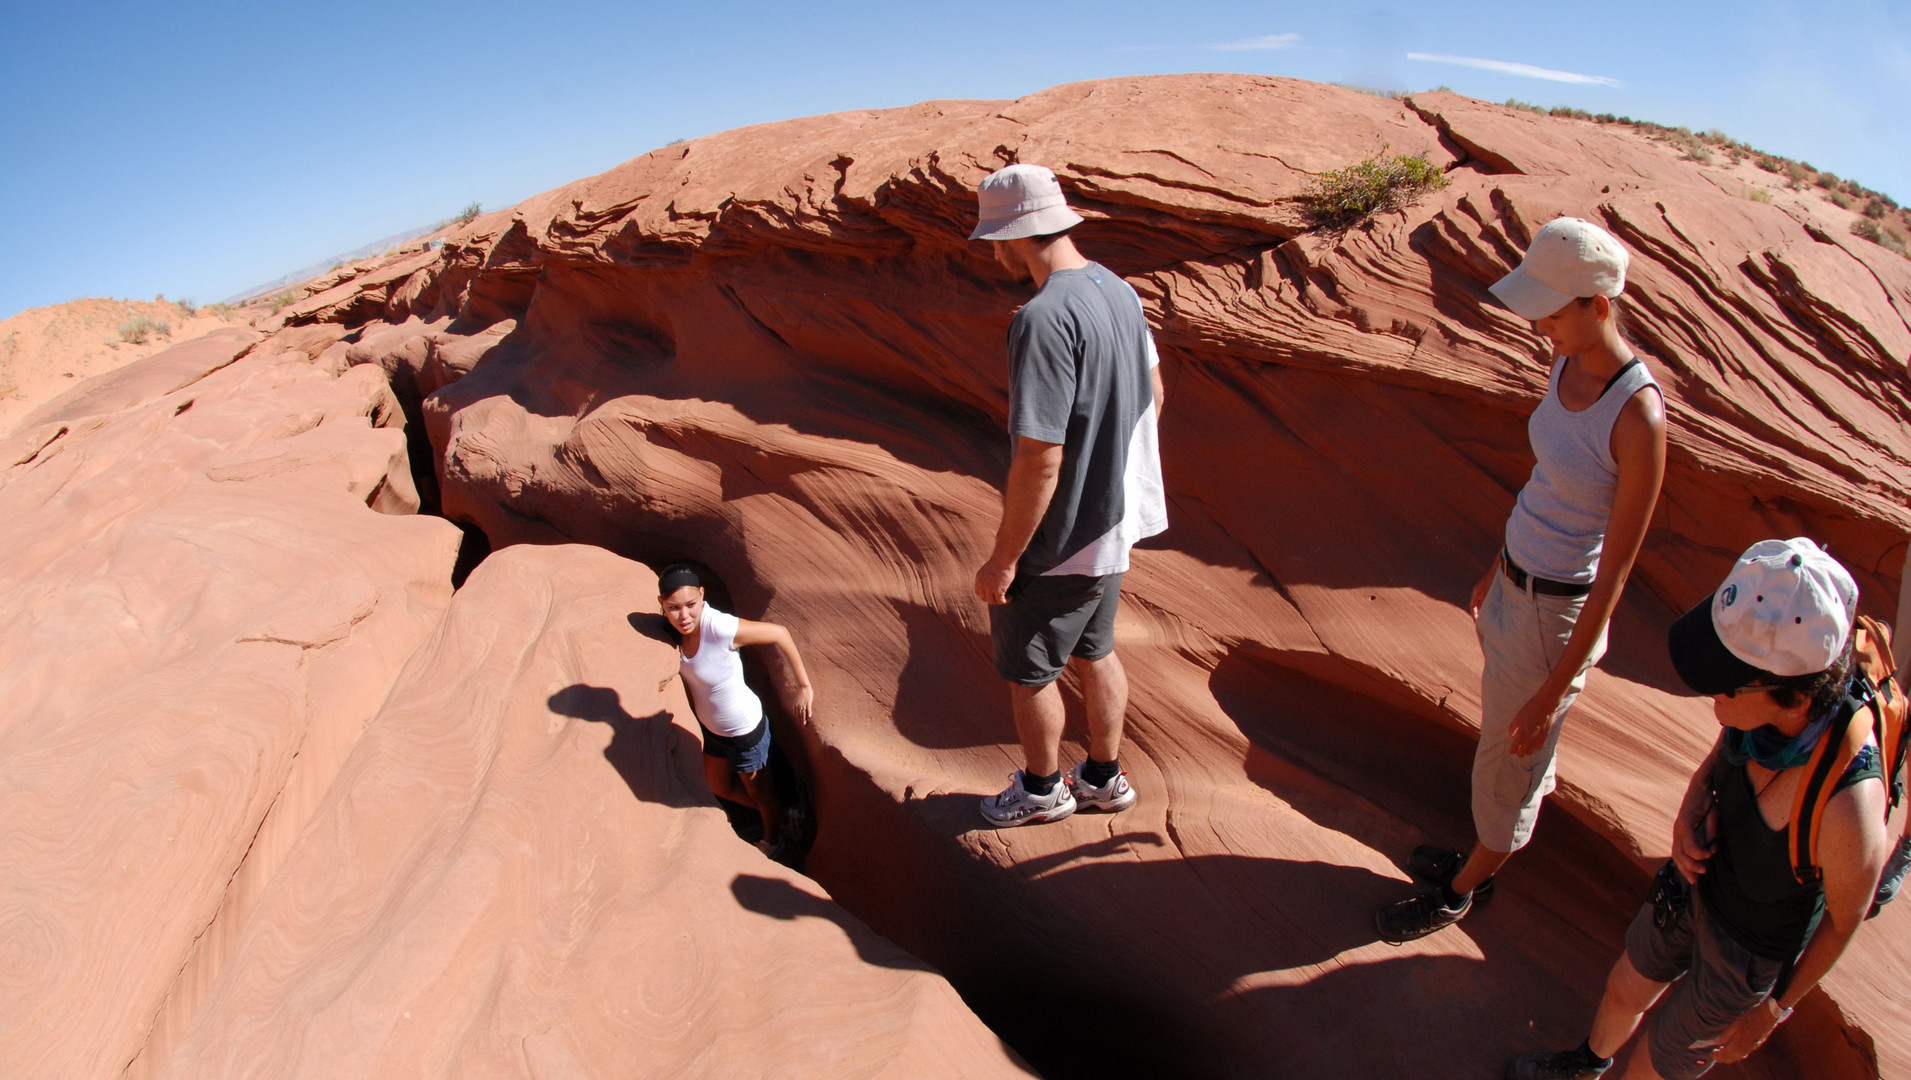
[1669,537,1860,694]
[970,164,1084,242]
[1489,216,1630,320]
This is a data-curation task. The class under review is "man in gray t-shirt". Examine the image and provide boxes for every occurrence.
[968,164,1167,829]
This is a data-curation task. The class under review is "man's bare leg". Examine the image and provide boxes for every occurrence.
[1072,651,1127,762]
[1009,679,1066,776]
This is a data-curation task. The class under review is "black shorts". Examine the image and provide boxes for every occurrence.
[989,571,1123,687]
[699,716,771,775]
[1624,897,1784,1079]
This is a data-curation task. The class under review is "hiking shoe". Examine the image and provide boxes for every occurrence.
[980,771,1077,828]
[1870,833,1911,919]
[1408,845,1496,906]
[1375,887,1471,945]
[1505,1049,1611,1079]
[1069,762,1138,813]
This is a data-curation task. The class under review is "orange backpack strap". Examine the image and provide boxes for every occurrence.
[1854,616,1908,803]
[1787,690,1868,886]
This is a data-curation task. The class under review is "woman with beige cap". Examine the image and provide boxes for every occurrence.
[1376,216,1668,943]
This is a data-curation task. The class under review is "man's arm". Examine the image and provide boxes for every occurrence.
[974,437,1064,605]
[1713,775,1889,1063]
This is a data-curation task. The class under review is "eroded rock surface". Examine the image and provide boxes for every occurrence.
[157,544,1026,1079]
[290,75,1907,1078]
[6,73,1908,1079]
[0,334,1015,1078]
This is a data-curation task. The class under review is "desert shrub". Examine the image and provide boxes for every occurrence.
[1744,188,1773,203]
[454,202,482,225]
[175,298,197,316]
[1755,156,1783,174]
[1785,161,1811,189]
[1815,171,1839,189]
[1830,189,1854,209]
[118,317,170,344]
[1865,198,1889,219]
[1549,105,1592,120]
[1503,99,1542,114]
[1851,218,1911,257]
[267,289,300,315]
[1303,145,1450,231]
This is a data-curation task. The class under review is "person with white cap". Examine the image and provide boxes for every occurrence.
[967,162,1167,827]
[1507,538,1890,1080]
[1377,216,1668,941]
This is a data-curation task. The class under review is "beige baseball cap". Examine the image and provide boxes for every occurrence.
[970,164,1084,241]
[1490,216,1629,320]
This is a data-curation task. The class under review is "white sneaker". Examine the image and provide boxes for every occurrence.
[980,771,1076,828]
[1069,762,1138,813]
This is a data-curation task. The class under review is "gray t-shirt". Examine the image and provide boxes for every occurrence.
[1006,262,1167,575]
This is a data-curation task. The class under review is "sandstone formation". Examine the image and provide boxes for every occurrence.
[4,74,1908,1079]
[0,335,1018,1076]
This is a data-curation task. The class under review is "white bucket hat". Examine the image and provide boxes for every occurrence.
[1490,216,1629,320]
[1668,537,1860,693]
[970,164,1084,242]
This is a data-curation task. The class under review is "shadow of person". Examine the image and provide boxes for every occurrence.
[729,873,935,973]
[547,684,705,809]
[627,611,678,646]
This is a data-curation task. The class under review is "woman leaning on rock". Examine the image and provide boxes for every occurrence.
[1375,217,1668,943]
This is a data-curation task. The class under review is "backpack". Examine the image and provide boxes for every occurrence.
[1786,615,1907,887]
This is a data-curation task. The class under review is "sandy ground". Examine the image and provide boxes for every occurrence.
[0,298,254,434]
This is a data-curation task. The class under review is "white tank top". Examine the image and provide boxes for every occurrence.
[678,607,763,737]
[1503,356,1660,584]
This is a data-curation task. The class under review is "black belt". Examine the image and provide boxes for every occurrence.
[1501,550,1593,598]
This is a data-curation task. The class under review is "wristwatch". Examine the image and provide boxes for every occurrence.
[1764,997,1793,1024]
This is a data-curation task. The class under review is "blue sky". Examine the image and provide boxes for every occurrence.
[3,0,1906,319]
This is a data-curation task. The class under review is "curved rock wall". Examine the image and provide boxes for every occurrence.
[8,74,1906,1078]
[288,75,1908,1078]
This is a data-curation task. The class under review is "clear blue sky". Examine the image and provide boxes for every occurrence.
[3,0,1906,319]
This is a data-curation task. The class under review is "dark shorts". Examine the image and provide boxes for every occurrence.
[699,716,771,775]
[1623,896,1784,1080]
[990,571,1123,687]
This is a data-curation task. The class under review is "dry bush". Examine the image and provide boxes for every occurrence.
[1744,188,1773,204]
[118,317,170,344]
[1303,146,1451,231]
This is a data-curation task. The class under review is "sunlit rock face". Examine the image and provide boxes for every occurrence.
[6,73,1907,1080]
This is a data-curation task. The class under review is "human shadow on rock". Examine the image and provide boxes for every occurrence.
[889,599,1008,751]
[547,684,704,809]
[729,873,937,973]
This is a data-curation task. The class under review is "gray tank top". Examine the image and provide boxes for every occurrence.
[1503,356,1660,584]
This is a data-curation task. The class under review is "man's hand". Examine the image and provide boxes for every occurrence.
[974,556,1018,606]
[1507,687,1566,756]
[1711,1000,1781,1063]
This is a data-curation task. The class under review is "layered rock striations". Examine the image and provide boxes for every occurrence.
[278,76,1907,1078]
[0,331,1020,1075]
[4,74,1908,1078]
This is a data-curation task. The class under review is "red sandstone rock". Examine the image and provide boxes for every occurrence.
[157,544,1026,1079]
[8,73,1909,1079]
[316,75,1905,1078]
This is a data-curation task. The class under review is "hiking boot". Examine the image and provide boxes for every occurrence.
[1870,833,1911,919]
[1409,845,1496,905]
[1505,1049,1612,1079]
[1069,762,1138,813]
[1375,887,1470,945]
[980,771,1077,828]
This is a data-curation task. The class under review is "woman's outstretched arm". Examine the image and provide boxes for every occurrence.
[735,618,814,723]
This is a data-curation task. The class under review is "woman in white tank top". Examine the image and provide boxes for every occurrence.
[658,564,814,854]
[1378,217,1668,944]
